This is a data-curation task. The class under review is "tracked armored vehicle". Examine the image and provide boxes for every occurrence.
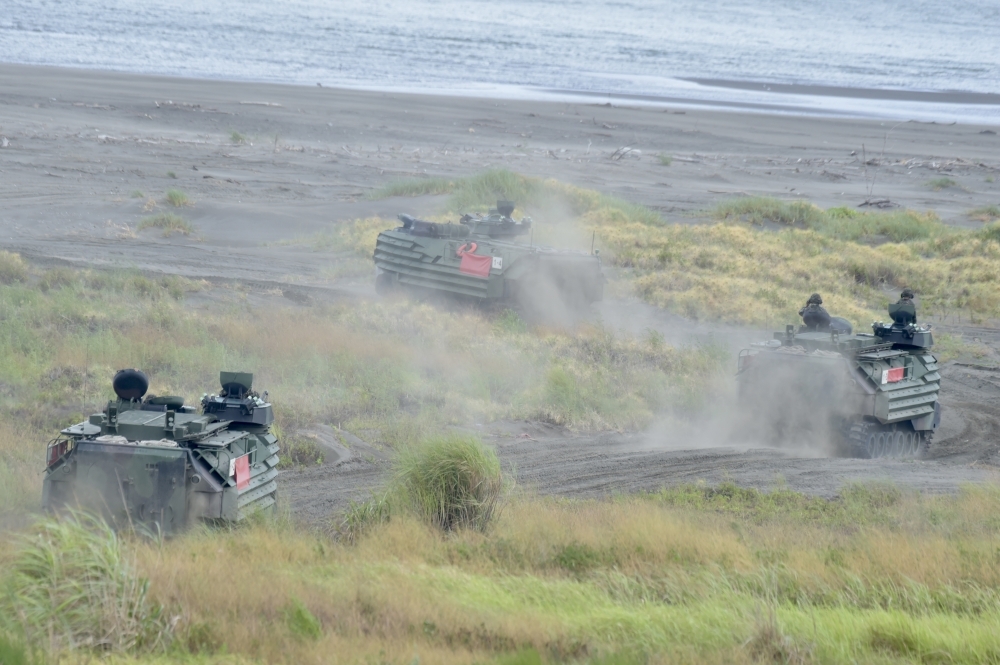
[43,369,279,535]
[736,308,940,458]
[373,201,604,314]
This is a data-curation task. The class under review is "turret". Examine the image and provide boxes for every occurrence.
[201,371,274,426]
[460,200,532,239]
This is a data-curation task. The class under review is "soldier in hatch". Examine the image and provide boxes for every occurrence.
[889,287,917,326]
[799,293,832,331]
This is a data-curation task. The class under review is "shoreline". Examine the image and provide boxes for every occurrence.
[3,61,998,126]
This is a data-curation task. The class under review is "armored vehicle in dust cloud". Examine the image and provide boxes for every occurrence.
[43,369,280,535]
[373,201,604,313]
[736,311,940,458]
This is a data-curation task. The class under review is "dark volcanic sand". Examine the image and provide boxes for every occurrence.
[2,64,998,526]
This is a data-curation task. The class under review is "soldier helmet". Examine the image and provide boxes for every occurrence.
[807,293,823,305]
[900,287,914,299]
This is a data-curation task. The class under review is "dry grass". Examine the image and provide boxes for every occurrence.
[13,482,984,664]
[0,251,28,284]
[164,189,189,207]
[0,254,723,477]
[339,173,1000,328]
[137,213,195,237]
[970,205,1000,222]
[927,177,959,191]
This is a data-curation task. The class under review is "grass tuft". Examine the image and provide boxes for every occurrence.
[129,189,145,199]
[396,435,507,532]
[164,189,190,207]
[0,251,28,284]
[343,435,508,538]
[969,204,1000,222]
[927,177,958,191]
[137,213,195,237]
[283,599,321,640]
[166,171,176,179]
[0,512,172,653]
[230,131,247,144]
[657,154,673,166]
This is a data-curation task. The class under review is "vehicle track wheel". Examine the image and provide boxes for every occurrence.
[891,431,905,457]
[865,433,878,459]
[375,271,397,296]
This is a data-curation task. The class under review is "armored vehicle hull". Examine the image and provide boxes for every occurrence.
[736,321,940,458]
[42,370,279,535]
[373,203,604,314]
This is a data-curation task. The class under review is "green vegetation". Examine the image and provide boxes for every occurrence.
[357,171,1000,326]
[164,188,189,207]
[0,251,28,284]
[166,171,176,179]
[0,512,171,654]
[230,130,248,144]
[345,435,507,541]
[970,204,1000,222]
[0,255,723,521]
[137,212,195,237]
[657,153,673,166]
[714,197,943,242]
[130,189,145,199]
[927,177,958,191]
[6,482,1000,663]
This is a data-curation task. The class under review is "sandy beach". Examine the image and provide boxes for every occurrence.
[1,63,998,286]
[2,63,1000,521]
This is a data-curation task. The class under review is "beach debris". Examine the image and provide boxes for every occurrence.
[0,136,8,148]
[859,199,899,209]
[610,145,636,160]
[979,129,996,135]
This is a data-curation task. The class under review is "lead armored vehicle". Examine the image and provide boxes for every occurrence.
[43,369,280,535]
[736,306,940,458]
[373,201,604,315]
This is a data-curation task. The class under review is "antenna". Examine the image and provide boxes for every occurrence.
[83,336,89,415]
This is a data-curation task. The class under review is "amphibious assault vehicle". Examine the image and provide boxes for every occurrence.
[42,369,279,535]
[736,306,940,458]
[373,201,604,314]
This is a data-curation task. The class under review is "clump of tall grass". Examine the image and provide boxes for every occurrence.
[714,196,943,242]
[138,212,195,237]
[0,251,28,284]
[230,130,247,144]
[397,435,507,531]
[927,177,958,190]
[0,512,172,654]
[365,176,456,200]
[341,435,507,540]
[164,189,190,207]
[658,154,673,166]
[969,204,1000,222]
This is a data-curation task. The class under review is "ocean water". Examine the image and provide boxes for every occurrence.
[2,0,998,122]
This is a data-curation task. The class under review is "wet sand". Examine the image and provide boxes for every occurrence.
[2,64,998,523]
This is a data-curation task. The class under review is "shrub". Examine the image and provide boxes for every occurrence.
[0,512,172,653]
[969,205,1000,222]
[0,251,28,284]
[396,435,507,531]
[137,213,195,237]
[927,177,957,190]
[658,154,673,166]
[164,189,189,207]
